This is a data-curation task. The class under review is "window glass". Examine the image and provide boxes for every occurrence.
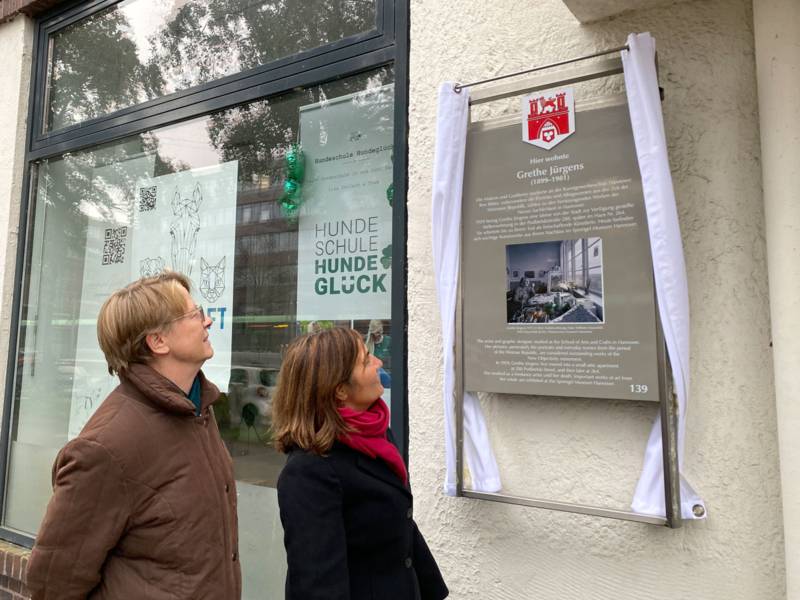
[44,0,378,131]
[587,237,603,298]
[5,67,394,600]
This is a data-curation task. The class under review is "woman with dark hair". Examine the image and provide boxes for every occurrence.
[273,327,448,600]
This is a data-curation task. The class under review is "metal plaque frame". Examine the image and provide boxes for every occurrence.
[454,55,682,528]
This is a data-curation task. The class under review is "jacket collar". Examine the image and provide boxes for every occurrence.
[346,444,411,498]
[121,363,220,415]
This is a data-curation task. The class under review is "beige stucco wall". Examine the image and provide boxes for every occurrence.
[0,15,33,415]
[408,0,785,598]
[754,0,800,597]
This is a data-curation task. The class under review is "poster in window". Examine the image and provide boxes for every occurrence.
[461,97,660,401]
[295,84,394,321]
[68,161,238,438]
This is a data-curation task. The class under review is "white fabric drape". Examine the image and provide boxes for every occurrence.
[431,83,501,496]
[623,32,706,519]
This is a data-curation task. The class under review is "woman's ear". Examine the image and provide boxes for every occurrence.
[145,331,169,357]
[335,383,350,403]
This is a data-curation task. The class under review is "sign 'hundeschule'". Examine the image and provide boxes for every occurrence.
[295,85,395,321]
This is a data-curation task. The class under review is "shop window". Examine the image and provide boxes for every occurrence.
[5,4,406,596]
[6,54,397,598]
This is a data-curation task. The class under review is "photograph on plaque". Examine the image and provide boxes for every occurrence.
[505,237,604,325]
[461,87,660,402]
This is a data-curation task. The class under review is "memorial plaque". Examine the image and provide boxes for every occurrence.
[462,96,660,401]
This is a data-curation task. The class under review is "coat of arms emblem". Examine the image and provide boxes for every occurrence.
[522,87,575,150]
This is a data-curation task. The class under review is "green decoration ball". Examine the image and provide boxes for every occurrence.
[283,178,299,197]
[386,182,394,207]
[380,244,392,269]
[286,144,305,182]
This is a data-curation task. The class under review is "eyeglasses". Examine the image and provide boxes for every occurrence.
[169,305,205,324]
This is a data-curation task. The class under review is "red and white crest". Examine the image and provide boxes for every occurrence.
[521,87,575,150]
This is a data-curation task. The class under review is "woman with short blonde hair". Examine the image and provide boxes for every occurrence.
[27,271,240,600]
[97,271,191,375]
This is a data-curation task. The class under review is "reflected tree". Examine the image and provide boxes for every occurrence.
[48,7,162,131]
[148,0,380,183]
[146,0,375,93]
[47,0,376,132]
[205,68,392,184]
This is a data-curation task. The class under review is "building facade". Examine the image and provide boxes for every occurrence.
[0,0,798,598]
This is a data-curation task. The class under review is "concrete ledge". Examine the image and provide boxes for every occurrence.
[562,0,685,22]
[1,0,66,24]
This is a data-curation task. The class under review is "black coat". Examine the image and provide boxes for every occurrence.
[277,440,448,600]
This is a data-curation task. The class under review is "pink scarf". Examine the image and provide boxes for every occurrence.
[337,398,408,486]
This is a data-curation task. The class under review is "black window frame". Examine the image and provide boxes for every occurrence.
[0,0,409,548]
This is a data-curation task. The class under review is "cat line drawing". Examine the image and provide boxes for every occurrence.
[199,256,226,303]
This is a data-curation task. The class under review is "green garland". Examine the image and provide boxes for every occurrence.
[386,152,394,207]
[279,144,306,218]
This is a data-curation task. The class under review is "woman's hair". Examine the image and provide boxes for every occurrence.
[272,327,364,454]
[97,271,190,375]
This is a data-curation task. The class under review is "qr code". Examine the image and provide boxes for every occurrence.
[102,227,127,265]
[139,185,157,212]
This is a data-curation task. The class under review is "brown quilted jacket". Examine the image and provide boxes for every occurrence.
[26,363,241,600]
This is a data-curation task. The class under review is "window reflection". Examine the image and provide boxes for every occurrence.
[9,66,394,600]
[46,0,377,131]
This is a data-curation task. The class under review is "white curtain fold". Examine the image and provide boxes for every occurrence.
[431,83,501,496]
[623,32,705,519]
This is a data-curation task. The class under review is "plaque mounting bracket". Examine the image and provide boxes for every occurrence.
[453,45,629,93]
